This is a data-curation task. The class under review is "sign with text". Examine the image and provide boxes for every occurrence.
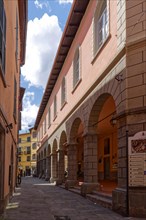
[128,131,146,187]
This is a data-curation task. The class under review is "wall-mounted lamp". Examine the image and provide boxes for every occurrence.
[110,115,117,127]
[6,123,13,133]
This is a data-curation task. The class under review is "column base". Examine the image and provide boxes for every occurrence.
[112,188,127,216]
[50,177,56,183]
[81,182,100,197]
[45,175,50,181]
[129,187,146,218]
[65,180,78,190]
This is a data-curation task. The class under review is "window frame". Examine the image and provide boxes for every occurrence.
[93,0,109,58]
[48,107,51,128]
[32,154,36,160]
[27,156,30,162]
[54,95,57,119]
[61,76,66,107]
[32,143,36,150]
[27,136,31,142]
[73,47,80,89]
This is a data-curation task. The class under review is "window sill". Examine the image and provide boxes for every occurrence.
[60,101,67,111]
[53,115,57,121]
[92,34,111,65]
[72,78,82,94]
[48,124,51,129]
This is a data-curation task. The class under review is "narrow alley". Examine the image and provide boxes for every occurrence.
[4,177,142,220]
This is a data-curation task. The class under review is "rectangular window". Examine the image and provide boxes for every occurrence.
[32,143,36,150]
[42,125,43,138]
[32,131,37,138]
[32,154,36,160]
[73,48,80,88]
[37,131,40,142]
[26,146,31,154]
[44,118,46,134]
[18,157,21,162]
[27,156,30,162]
[93,0,109,55]
[61,77,66,106]
[27,136,31,142]
[0,0,6,75]
[98,8,108,47]
[48,108,51,127]
[18,147,22,155]
[54,95,57,118]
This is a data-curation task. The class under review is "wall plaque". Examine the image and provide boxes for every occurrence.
[128,131,146,187]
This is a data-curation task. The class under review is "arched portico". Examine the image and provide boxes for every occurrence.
[87,94,118,193]
[58,131,67,183]
[68,118,84,182]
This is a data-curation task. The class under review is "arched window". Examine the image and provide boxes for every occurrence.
[73,47,80,88]
[94,0,109,54]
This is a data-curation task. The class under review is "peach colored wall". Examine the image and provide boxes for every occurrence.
[37,0,119,142]
[0,0,22,201]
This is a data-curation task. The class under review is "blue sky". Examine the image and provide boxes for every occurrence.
[20,0,72,132]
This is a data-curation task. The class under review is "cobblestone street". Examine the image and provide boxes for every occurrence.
[3,177,144,220]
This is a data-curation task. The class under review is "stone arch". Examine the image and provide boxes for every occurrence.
[87,93,111,133]
[59,131,67,150]
[52,139,58,153]
[68,117,84,181]
[69,117,83,142]
[58,131,67,183]
[48,144,51,155]
[86,93,118,191]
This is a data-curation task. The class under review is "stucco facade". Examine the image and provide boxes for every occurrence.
[35,0,146,217]
[0,0,27,215]
[18,129,37,176]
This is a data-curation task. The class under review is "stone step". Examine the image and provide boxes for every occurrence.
[92,190,112,200]
[86,193,112,210]
[69,187,81,195]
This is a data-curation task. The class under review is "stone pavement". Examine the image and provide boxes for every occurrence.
[4,177,143,220]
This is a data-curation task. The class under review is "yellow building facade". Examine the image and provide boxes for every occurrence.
[18,129,37,176]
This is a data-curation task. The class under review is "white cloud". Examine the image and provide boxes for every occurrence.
[21,13,62,89]
[21,92,39,131]
[58,0,73,4]
[34,0,49,9]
